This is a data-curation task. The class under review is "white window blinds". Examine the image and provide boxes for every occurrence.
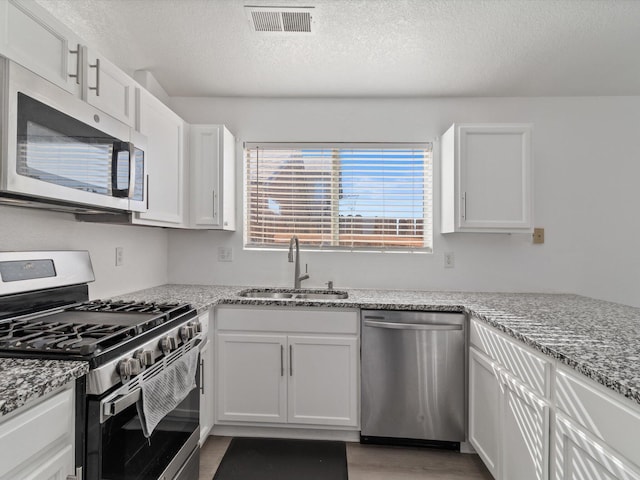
[245,143,433,251]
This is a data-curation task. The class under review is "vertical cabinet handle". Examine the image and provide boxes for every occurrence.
[212,189,217,220]
[280,345,284,377]
[199,359,204,394]
[289,345,293,376]
[461,192,467,220]
[89,57,101,96]
[68,44,81,84]
[145,175,150,209]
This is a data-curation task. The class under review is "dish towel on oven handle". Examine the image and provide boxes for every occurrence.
[136,346,199,438]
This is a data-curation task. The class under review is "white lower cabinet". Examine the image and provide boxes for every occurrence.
[469,348,501,477]
[555,414,640,480]
[0,385,75,480]
[217,333,288,423]
[287,335,358,426]
[500,371,549,480]
[199,310,215,444]
[215,307,359,429]
[469,319,550,480]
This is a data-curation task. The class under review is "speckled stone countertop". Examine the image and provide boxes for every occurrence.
[0,359,89,417]
[114,285,640,406]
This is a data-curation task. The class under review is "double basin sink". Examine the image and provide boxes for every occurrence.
[237,288,349,300]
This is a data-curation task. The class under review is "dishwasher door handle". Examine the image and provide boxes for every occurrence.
[363,319,463,331]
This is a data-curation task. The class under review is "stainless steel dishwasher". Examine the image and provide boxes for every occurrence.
[361,310,466,448]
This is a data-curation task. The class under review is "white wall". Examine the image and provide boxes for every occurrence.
[0,206,169,298]
[167,95,640,308]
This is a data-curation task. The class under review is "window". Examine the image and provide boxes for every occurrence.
[244,143,433,252]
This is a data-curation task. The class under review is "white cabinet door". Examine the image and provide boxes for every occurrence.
[469,347,501,478]
[84,47,136,127]
[0,0,81,96]
[199,338,214,445]
[441,123,533,233]
[134,88,186,226]
[216,333,287,423]
[189,125,236,230]
[500,371,549,480]
[0,386,75,480]
[287,336,358,427]
[555,414,640,480]
[20,444,74,480]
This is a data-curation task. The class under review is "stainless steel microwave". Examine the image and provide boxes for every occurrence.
[0,59,147,213]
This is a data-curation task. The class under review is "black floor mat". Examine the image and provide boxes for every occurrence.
[213,437,348,480]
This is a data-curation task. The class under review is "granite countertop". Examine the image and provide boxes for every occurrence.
[115,284,640,406]
[0,358,89,417]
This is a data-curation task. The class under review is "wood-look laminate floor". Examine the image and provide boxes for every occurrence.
[199,436,493,480]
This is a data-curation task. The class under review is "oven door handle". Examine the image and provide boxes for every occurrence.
[102,389,140,422]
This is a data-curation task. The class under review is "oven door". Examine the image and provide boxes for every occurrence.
[86,357,200,480]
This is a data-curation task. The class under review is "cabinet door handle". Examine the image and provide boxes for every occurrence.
[462,192,467,220]
[280,345,284,377]
[145,174,150,209]
[68,43,81,84]
[89,57,100,96]
[289,345,293,376]
[200,359,204,394]
[212,189,216,219]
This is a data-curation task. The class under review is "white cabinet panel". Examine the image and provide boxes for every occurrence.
[215,307,359,429]
[83,48,136,127]
[199,310,214,445]
[471,318,551,398]
[134,88,186,226]
[500,371,549,480]
[216,333,287,423]
[288,336,358,427]
[469,347,501,478]
[0,0,81,95]
[0,386,75,480]
[441,123,533,233]
[555,414,640,480]
[189,125,236,230]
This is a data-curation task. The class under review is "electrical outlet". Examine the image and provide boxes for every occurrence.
[533,228,545,244]
[115,247,124,267]
[444,252,455,268]
[217,247,233,262]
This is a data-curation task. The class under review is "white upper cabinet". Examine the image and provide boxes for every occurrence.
[441,123,533,233]
[83,47,136,127]
[133,88,186,226]
[189,125,236,230]
[0,0,82,96]
[0,1,136,127]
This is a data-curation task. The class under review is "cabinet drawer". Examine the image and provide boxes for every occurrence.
[470,318,551,397]
[556,367,640,467]
[216,306,358,334]
[0,387,74,477]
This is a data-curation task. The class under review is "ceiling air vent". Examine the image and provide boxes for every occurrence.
[245,6,315,34]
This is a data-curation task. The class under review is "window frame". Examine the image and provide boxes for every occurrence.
[243,142,433,253]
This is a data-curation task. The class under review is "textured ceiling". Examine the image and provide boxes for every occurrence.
[35,0,640,98]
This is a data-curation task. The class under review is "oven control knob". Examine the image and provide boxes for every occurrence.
[188,320,202,334]
[180,325,195,341]
[159,335,179,354]
[117,358,142,378]
[135,350,155,367]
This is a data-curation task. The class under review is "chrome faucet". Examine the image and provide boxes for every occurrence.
[288,235,309,289]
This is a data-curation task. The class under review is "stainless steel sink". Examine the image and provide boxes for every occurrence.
[237,289,348,300]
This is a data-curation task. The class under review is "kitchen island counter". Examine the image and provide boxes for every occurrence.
[0,358,88,417]
[115,285,640,406]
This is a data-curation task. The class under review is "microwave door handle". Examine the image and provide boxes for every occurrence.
[111,141,131,198]
[128,143,136,199]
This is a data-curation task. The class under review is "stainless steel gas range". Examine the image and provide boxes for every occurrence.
[0,251,203,480]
